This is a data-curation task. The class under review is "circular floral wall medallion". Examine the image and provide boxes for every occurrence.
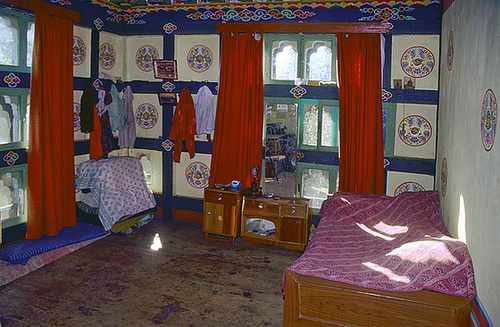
[135,103,158,129]
[394,181,425,196]
[185,162,210,188]
[447,31,454,71]
[136,45,159,72]
[481,89,497,152]
[398,115,432,147]
[99,43,115,70]
[400,46,435,78]
[73,102,81,131]
[73,36,86,66]
[187,45,213,72]
[441,158,447,197]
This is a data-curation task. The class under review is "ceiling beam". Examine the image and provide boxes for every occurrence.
[217,21,390,34]
[0,0,80,22]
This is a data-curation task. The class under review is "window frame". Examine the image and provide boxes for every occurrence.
[297,98,339,152]
[0,87,30,151]
[0,163,27,229]
[264,34,337,85]
[0,7,34,73]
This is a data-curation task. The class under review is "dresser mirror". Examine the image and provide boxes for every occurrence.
[263,99,298,197]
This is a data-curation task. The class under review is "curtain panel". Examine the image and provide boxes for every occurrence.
[209,32,264,187]
[26,12,76,239]
[337,33,385,195]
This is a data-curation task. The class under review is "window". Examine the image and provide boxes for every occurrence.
[298,99,339,152]
[0,9,34,72]
[0,7,34,231]
[297,162,338,210]
[265,34,337,85]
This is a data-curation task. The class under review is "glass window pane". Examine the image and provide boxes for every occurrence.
[321,105,339,147]
[27,21,34,67]
[301,168,329,209]
[272,40,297,80]
[305,41,331,81]
[0,94,23,144]
[302,103,318,146]
[0,15,19,66]
[0,171,24,223]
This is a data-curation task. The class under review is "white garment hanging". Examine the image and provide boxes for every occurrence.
[118,86,136,149]
[194,85,215,137]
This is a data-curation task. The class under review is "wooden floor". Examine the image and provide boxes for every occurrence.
[0,219,302,326]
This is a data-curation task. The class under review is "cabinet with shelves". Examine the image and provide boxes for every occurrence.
[202,186,249,242]
[241,195,311,251]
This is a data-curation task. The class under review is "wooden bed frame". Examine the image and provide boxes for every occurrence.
[284,270,472,326]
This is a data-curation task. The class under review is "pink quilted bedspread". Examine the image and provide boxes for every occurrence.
[286,191,476,299]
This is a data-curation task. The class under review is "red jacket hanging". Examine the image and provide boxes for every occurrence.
[169,87,196,163]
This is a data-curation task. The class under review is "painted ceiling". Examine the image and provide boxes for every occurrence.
[95,0,440,12]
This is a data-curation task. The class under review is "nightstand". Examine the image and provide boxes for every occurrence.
[202,186,250,242]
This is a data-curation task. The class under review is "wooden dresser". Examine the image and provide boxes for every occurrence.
[241,195,311,251]
[202,186,250,242]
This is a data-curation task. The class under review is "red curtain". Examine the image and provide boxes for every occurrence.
[208,32,264,187]
[26,12,76,239]
[337,33,385,195]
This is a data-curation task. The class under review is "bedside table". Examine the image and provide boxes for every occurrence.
[202,186,250,242]
[241,195,312,251]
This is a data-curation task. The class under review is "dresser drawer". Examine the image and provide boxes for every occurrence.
[243,199,280,215]
[204,190,238,206]
[281,204,307,219]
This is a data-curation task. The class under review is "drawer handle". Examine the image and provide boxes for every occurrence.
[291,210,296,214]
[207,211,211,215]
[218,216,223,221]
[218,196,222,201]
[258,203,263,209]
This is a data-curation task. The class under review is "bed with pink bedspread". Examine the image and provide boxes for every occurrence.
[283,191,476,326]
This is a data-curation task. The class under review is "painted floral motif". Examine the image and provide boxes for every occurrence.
[185,162,210,188]
[163,22,177,34]
[73,102,81,131]
[99,43,116,70]
[447,31,454,71]
[135,103,158,129]
[382,89,393,102]
[94,18,104,30]
[3,73,20,88]
[187,45,213,73]
[401,46,435,78]
[290,85,307,98]
[136,45,159,72]
[358,4,416,27]
[107,11,147,24]
[162,82,176,92]
[398,115,432,147]
[162,139,174,151]
[481,89,497,152]
[73,36,86,66]
[441,158,447,197]
[394,181,425,196]
[3,151,19,166]
[186,8,315,21]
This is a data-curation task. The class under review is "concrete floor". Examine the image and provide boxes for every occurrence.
[0,219,303,327]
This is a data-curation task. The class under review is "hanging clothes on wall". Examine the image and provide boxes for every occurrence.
[89,104,103,160]
[194,85,215,142]
[108,84,123,131]
[80,83,95,133]
[169,87,196,163]
[118,85,136,149]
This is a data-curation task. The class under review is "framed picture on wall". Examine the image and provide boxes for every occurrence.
[153,59,177,79]
[158,92,177,105]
